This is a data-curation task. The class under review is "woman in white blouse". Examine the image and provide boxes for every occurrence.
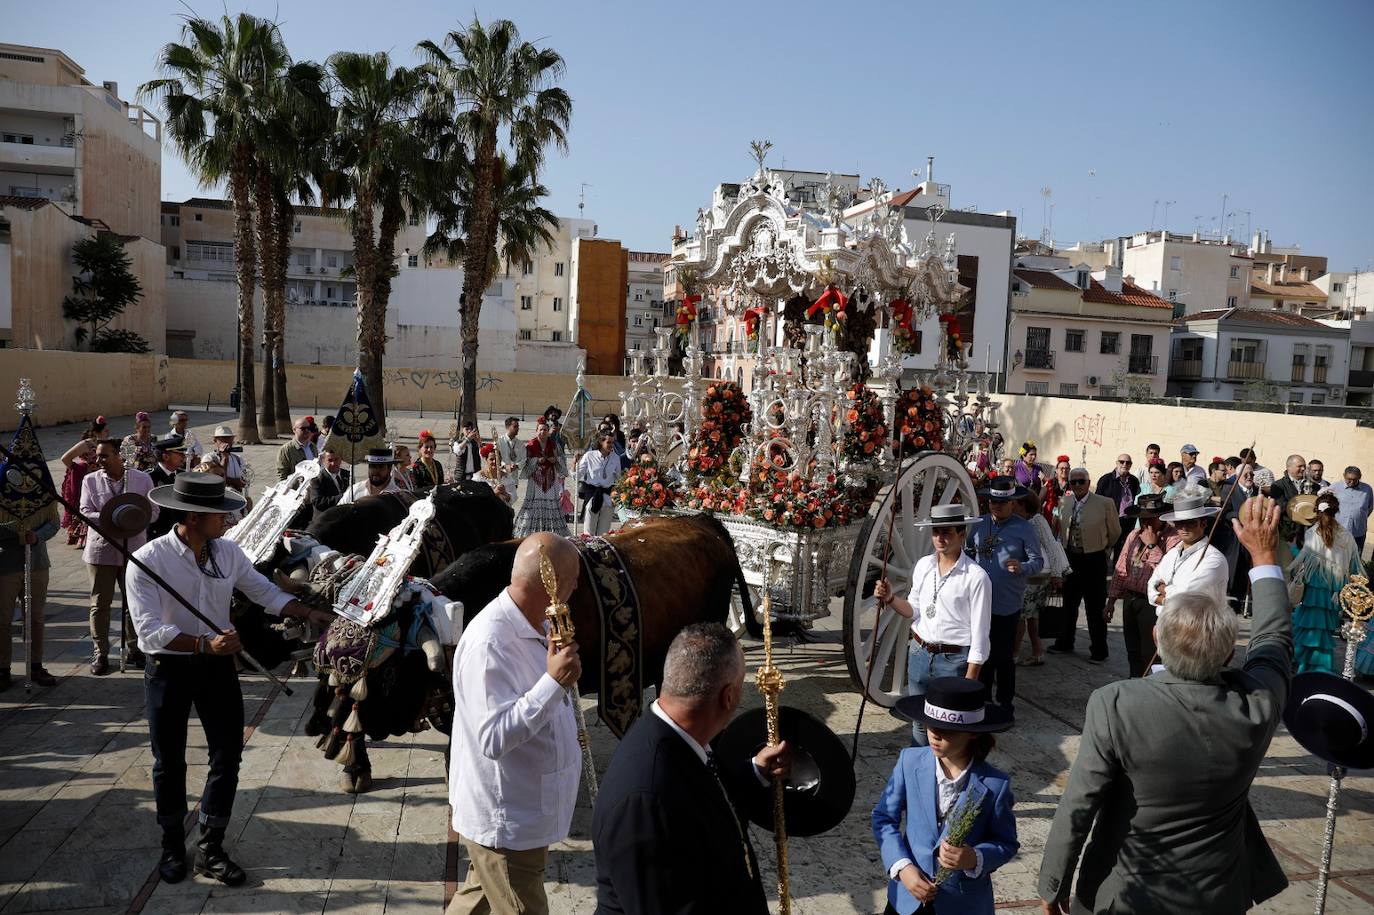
[575,432,623,535]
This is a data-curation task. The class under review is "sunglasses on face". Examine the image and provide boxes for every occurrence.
[1071,479,1090,486]
[1118,460,1132,466]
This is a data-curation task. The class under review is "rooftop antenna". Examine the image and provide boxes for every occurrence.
[1040,186,1053,245]
[579,182,591,216]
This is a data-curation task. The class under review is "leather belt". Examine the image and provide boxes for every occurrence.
[911,630,967,656]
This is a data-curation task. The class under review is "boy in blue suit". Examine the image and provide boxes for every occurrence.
[873,677,1019,914]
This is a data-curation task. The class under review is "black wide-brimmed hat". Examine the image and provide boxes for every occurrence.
[977,475,1028,501]
[365,447,397,465]
[894,677,1014,734]
[149,471,247,514]
[714,706,856,837]
[1125,492,1168,519]
[1284,672,1374,770]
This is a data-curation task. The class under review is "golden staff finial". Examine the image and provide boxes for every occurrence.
[539,543,597,801]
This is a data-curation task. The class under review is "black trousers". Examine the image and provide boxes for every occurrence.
[145,653,243,834]
[978,614,1020,712]
[1057,550,1109,658]
[1121,593,1157,678]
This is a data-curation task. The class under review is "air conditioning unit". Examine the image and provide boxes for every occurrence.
[1086,375,1100,387]
[304,266,313,274]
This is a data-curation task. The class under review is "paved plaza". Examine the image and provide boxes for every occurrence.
[1,408,1372,914]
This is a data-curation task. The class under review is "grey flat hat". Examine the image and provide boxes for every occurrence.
[915,503,979,528]
[1160,492,1220,523]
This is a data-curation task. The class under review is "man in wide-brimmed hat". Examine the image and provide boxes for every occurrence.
[340,447,401,504]
[876,503,990,745]
[128,472,330,888]
[1147,483,1230,614]
[967,477,1043,716]
[1109,493,1177,678]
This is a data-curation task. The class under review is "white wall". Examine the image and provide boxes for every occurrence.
[1122,235,1241,315]
[0,239,11,334]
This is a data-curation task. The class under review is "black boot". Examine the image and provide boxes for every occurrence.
[158,828,187,884]
[194,825,246,886]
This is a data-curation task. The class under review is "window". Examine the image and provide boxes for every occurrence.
[2,133,35,144]
[326,254,338,268]
[194,213,202,221]
[1099,384,1118,398]
[326,286,337,300]
[1065,329,1085,352]
[407,254,418,268]
[522,262,533,276]
[553,297,563,312]
[408,212,419,226]
[1288,391,1304,404]
[1025,381,1050,395]
[1167,290,1178,302]
[185,240,234,263]
[519,329,532,340]
[633,314,643,327]
[1100,331,1120,355]
[1333,282,1345,292]
[1059,383,1079,396]
[170,245,180,260]
[8,185,40,197]
[1311,393,1326,405]
[554,262,565,277]
[635,292,643,301]
[293,222,301,234]
[551,330,563,342]
[520,295,532,311]
[1226,296,1238,308]
[1170,256,1182,270]
[1230,338,1262,363]
[1230,265,1239,278]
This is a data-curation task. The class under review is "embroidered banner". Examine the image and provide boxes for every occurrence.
[575,534,644,738]
[0,413,60,534]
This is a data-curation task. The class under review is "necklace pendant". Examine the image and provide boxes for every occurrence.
[924,603,937,619]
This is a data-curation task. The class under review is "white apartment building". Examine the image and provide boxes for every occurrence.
[1119,230,1252,317]
[513,216,595,345]
[625,250,669,356]
[1169,308,1349,405]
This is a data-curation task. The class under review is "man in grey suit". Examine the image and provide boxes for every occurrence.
[1038,495,1290,914]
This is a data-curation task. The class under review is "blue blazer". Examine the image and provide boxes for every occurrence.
[872,747,1019,915]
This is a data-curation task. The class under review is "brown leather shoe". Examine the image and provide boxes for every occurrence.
[91,655,109,676]
[29,666,57,687]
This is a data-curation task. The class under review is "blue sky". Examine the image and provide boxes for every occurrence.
[12,0,1374,270]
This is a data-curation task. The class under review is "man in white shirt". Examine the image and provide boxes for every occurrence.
[576,432,623,535]
[1148,485,1230,612]
[340,448,402,504]
[875,503,991,745]
[1178,443,1207,485]
[170,411,204,462]
[448,533,583,915]
[128,472,324,887]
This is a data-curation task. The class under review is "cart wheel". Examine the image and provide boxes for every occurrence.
[842,453,980,707]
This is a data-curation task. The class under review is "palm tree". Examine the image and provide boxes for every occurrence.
[141,13,291,444]
[326,51,427,431]
[418,18,571,425]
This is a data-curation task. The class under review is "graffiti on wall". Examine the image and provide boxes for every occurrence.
[379,368,507,393]
[1074,413,1105,448]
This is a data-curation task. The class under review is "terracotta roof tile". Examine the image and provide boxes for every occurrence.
[1013,268,1079,292]
[1082,279,1173,309]
[1180,308,1334,330]
[1249,279,1327,300]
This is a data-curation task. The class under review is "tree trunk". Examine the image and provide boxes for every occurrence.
[352,187,386,435]
[271,187,294,434]
[254,168,278,441]
[458,129,500,427]
[374,193,405,426]
[231,146,259,444]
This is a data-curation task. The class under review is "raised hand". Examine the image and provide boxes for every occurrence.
[1232,496,1280,567]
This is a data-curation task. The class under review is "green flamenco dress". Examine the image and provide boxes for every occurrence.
[1290,527,1363,676]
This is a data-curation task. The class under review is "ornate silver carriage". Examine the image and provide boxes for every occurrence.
[620,147,1004,708]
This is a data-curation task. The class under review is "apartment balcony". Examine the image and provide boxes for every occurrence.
[1227,361,1265,381]
[1349,369,1374,390]
[1127,354,1158,375]
[1022,349,1055,371]
[1170,358,1203,380]
[0,139,75,174]
[1313,364,1328,384]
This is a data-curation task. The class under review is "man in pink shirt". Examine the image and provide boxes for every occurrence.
[80,439,157,674]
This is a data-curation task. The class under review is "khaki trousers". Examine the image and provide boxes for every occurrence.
[446,836,548,915]
[87,563,131,657]
[0,568,48,669]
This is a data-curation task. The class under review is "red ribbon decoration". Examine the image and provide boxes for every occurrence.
[744,305,765,338]
[676,294,700,327]
[890,297,913,331]
[807,284,847,318]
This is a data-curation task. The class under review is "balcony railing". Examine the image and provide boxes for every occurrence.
[1349,369,1374,389]
[1291,364,1306,383]
[1171,358,1202,379]
[1313,364,1328,383]
[1127,354,1158,375]
[1227,360,1265,380]
[1023,349,1055,370]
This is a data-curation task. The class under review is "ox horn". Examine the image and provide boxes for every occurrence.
[274,569,308,596]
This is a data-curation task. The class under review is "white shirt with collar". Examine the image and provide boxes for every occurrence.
[127,532,292,653]
[1182,463,1207,485]
[577,449,623,489]
[1146,539,1229,610]
[448,588,580,851]
[650,700,770,786]
[906,552,992,666]
[340,477,401,504]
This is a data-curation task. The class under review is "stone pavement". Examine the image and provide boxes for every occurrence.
[1,407,1372,914]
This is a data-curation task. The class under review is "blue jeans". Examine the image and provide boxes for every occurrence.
[906,640,969,746]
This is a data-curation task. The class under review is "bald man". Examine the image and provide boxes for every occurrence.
[447,533,582,915]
